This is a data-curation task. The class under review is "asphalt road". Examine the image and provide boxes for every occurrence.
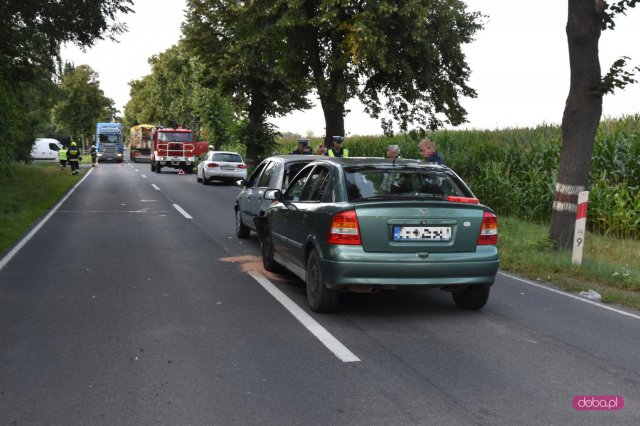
[1,161,639,425]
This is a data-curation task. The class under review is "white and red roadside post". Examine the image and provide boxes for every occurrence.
[572,191,589,266]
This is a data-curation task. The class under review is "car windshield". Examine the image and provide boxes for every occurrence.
[212,153,243,163]
[158,132,192,142]
[344,166,471,201]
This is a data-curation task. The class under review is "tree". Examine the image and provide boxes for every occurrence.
[183,0,312,163]
[0,0,133,171]
[275,0,482,146]
[52,64,115,150]
[549,0,639,248]
[184,1,481,149]
[123,43,237,150]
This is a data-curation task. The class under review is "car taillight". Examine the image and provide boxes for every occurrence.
[237,164,247,169]
[328,210,361,245]
[447,196,479,204]
[477,211,498,245]
[207,162,219,168]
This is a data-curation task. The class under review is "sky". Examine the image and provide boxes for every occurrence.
[61,0,640,137]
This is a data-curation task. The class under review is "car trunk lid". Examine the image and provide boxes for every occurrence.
[355,200,487,253]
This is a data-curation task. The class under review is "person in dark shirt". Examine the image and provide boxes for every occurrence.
[419,138,445,165]
[291,139,311,155]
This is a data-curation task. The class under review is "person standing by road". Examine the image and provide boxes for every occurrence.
[419,138,445,165]
[291,139,312,155]
[90,145,97,167]
[58,145,67,170]
[327,136,349,157]
[67,141,81,175]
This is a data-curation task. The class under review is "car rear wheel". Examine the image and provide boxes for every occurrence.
[202,174,208,185]
[261,232,281,273]
[452,286,490,310]
[236,209,250,239]
[306,249,339,313]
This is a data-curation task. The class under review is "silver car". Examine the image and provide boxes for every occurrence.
[196,151,247,184]
[235,155,323,238]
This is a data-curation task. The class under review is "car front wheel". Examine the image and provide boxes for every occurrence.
[236,209,250,239]
[452,286,490,310]
[306,249,339,313]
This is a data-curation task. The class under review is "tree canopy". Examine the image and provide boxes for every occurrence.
[52,64,115,146]
[123,43,237,150]
[0,0,133,172]
[183,0,482,147]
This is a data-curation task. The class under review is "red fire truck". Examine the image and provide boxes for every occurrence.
[149,126,209,174]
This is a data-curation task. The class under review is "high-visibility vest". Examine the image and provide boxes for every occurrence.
[328,148,349,157]
[58,149,67,160]
[68,147,80,162]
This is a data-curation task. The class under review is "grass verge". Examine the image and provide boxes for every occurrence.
[1,163,638,312]
[499,216,640,311]
[0,162,88,252]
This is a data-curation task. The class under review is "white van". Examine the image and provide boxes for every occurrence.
[31,138,64,161]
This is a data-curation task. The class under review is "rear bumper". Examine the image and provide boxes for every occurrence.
[204,170,248,180]
[318,245,499,289]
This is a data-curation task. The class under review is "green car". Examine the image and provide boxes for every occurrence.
[254,158,499,313]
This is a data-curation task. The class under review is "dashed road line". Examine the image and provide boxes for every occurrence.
[172,204,193,219]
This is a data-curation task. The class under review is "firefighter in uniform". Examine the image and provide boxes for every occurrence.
[90,145,97,167]
[327,135,349,157]
[58,145,67,170]
[67,141,81,175]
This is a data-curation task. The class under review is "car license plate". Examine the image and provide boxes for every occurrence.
[222,165,235,170]
[393,226,451,241]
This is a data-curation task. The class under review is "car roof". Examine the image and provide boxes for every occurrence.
[262,154,326,163]
[210,151,243,156]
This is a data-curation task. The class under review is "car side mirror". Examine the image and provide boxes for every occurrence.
[263,189,281,201]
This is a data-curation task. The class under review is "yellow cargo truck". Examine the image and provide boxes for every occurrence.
[129,124,154,163]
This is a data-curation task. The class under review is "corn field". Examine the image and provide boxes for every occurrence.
[278,114,640,239]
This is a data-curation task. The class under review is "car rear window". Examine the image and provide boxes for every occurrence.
[212,153,243,163]
[344,166,472,201]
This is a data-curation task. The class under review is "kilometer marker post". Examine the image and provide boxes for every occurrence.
[572,191,589,266]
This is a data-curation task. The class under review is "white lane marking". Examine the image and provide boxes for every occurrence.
[151,184,160,191]
[499,271,640,321]
[141,174,147,179]
[0,168,94,271]
[135,169,139,172]
[249,271,360,363]
[172,204,193,219]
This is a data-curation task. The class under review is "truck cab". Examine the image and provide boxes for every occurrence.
[149,127,208,174]
[96,123,124,163]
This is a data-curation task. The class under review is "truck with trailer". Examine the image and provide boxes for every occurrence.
[95,122,124,163]
[129,124,154,162]
[149,126,209,174]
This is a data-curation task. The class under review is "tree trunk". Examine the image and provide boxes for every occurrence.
[549,0,604,249]
[321,99,345,149]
